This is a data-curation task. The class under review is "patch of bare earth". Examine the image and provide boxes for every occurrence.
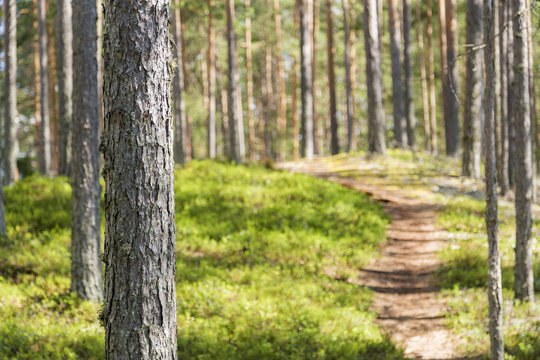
[278,160,466,360]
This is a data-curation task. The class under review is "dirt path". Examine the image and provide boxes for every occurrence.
[278,160,464,360]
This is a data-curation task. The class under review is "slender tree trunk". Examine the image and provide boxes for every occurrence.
[349,0,358,150]
[71,0,103,302]
[226,0,243,163]
[273,0,286,160]
[507,0,515,188]
[387,0,406,147]
[364,0,386,154]
[494,0,503,193]
[513,0,534,302]
[498,0,509,194]
[445,0,459,155]
[403,0,415,148]
[525,0,536,200]
[426,0,438,154]
[56,0,73,177]
[483,1,504,357]
[47,1,59,174]
[101,0,177,357]
[172,1,187,165]
[300,0,314,159]
[4,0,18,185]
[438,0,448,150]
[263,46,274,159]
[34,7,42,166]
[312,0,319,155]
[38,0,53,176]
[416,0,430,152]
[208,0,217,159]
[462,0,483,179]
[326,0,339,155]
[244,0,256,161]
[343,0,354,152]
[217,61,230,158]
[292,0,300,159]
[0,10,7,236]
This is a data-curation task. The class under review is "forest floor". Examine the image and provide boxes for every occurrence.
[278,153,469,359]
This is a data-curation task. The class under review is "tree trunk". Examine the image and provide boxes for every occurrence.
[525,0,536,200]
[444,0,459,156]
[274,0,287,160]
[416,0,430,152]
[263,46,274,159]
[47,0,59,175]
[507,0,515,188]
[326,0,339,155]
[244,0,256,161]
[101,0,177,357]
[312,0,319,155]
[387,0,406,148]
[217,61,230,158]
[71,0,103,302]
[350,1,358,148]
[513,0,534,303]
[364,0,386,154]
[172,1,187,165]
[208,0,217,159]
[56,0,73,177]
[426,0,437,154]
[498,0,509,195]
[300,0,314,159]
[462,0,483,179]
[34,6,42,166]
[0,10,7,236]
[292,0,300,160]
[226,0,244,163]
[438,0,448,151]
[38,0,53,176]
[4,0,18,185]
[483,1,504,357]
[403,0,415,148]
[494,0,503,194]
[343,0,354,152]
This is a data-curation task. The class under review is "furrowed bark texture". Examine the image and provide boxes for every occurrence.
[403,0,415,148]
[101,1,178,358]
[364,0,386,154]
[71,0,103,302]
[300,0,314,159]
[4,0,18,185]
[173,1,187,165]
[38,0,52,176]
[387,0,406,147]
[326,0,339,155]
[483,1,504,357]
[56,0,73,177]
[513,0,534,302]
[462,0,483,179]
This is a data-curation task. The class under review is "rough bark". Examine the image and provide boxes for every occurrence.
[208,0,217,159]
[244,0,255,161]
[445,0,459,156]
[426,0,438,154]
[0,10,6,236]
[507,0,515,188]
[387,0,406,148]
[498,0,509,194]
[56,0,73,177]
[4,0,18,185]
[48,2,59,174]
[71,0,103,302]
[38,0,53,176]
[300,0,314,159]
[101,0,177,358]
[483,1,504,357]
[403,0,415,148]
[525,0,536,200]
[513,0,534,302]
[172,2,187,165]
[416,0,430,152]
[226,0,244,163]
[326,0,339,155]
[343,0,354,152]
[462,0,483,179]
[364,0,386,154]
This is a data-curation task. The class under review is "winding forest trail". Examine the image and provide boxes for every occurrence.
[278,158,465,360]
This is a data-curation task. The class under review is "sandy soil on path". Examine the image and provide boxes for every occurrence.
[278,160,468,360]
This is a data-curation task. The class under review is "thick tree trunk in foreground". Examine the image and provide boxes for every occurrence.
[513,0,534,303]
[38,0,53,177]
[4,0,18,185]
[364,0,386,154]
[208,0,217,159]
[101,0,177,358]
[300,0,314,159]
[483,1,504,357]
[327,0,339,155]
[71,0,103,302]
[343,0,354,152]
[387,0,406,147]
[445,0,459,156]
[462,0,483,179]
[403,0,415,148]
[56,0,73,177]
[173,1,187,165]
